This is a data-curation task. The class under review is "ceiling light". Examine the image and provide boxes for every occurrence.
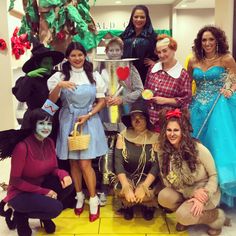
[115,1,122,4]
[181,4,187,8]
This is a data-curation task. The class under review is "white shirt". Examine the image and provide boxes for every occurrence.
[47,66,106,98]
[151,61,184,79]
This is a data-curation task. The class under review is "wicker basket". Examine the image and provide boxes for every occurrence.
[68,122,90,151]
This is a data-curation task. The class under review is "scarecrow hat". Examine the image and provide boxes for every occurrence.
[121,98,152,129]
[22,43,64,73]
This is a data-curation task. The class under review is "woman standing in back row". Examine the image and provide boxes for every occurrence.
[120,5,158,84]
[145,34,192,132]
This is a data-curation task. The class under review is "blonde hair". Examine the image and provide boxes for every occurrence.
[156,34,177,51]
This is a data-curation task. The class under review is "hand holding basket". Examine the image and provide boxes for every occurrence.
[68,122,90,151]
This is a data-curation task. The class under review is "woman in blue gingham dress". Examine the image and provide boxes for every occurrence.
[48,42,107,222]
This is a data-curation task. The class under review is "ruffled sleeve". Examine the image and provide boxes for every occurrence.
[93,71,107,98]
[47,72,64,92]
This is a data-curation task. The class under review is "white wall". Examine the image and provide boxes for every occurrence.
[215,0,234,51]
[174,8,214,65]
[90,5,172,30]
[91,5,215,65]
[9,0,31,69]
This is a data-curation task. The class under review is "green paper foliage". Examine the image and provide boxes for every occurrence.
[57,8,66,33]
[17,0,97,50]
[18,16,32,36]
[8,0,16,11]
[26,0,39,22]
[39,0,66,8]
[77,4,91,23]
[67,5,88,37]
[45,9,56,29]
[78,0,91,10]
[73,30,96,51]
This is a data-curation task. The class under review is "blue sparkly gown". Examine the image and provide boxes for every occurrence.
[190,66,236,207]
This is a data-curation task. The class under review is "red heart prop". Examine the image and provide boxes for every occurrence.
[116,66,130,81]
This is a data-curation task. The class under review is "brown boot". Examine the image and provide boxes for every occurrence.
[198,208,231,236]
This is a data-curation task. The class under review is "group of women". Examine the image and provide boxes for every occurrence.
[0,4,236,236]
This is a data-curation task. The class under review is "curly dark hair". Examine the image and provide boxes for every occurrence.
[62,42,95,84]
[193,25,229,61]
[158,108,198,177]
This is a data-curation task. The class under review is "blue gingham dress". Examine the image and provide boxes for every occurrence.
[48,68,108,160]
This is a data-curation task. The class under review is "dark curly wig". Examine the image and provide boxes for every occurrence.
[158,108,199,177]
[193,25,229,61]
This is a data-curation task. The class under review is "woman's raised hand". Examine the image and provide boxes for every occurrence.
[61,176,72,189]
[58,81,76,90]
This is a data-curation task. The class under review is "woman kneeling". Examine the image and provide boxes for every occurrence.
[157,108,230,235]
[114,99,159,220]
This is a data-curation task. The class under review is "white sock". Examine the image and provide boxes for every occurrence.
[89,195,99,214]
[75,192,85,209]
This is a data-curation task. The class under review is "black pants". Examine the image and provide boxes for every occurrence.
[9,175,74,220]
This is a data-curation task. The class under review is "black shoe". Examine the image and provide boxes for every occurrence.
[123,207,134,220]
[0,200,16,230]
[5,209,16,229]
[176,223,188,231]
[41,219,56,234]
[158,204,173,214]
[14,212,32,236]
[141,206,155,221]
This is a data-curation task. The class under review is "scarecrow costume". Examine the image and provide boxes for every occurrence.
[113,100,160,220]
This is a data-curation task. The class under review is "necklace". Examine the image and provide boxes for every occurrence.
[204,54,218,61]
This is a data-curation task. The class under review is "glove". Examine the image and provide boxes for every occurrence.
[27,68,48,78]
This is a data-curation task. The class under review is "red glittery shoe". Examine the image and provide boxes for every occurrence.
[74,202,84,216]
[89,205,100,222]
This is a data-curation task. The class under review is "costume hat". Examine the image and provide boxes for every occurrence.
[41,99,59,116]
[22,43,64,73]
[121,98,151,128]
